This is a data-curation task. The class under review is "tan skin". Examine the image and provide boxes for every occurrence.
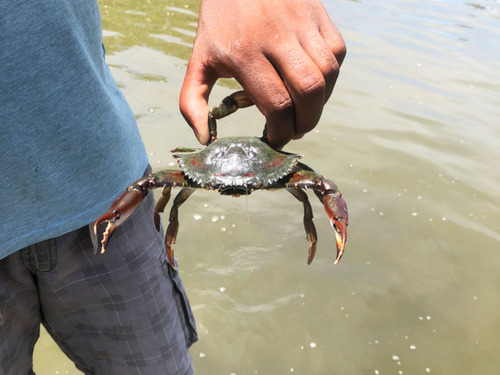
[179,0,346,149]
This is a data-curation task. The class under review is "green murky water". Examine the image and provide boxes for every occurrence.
[34,0,500,374]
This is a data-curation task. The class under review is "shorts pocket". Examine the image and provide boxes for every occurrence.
[160,255,198,348]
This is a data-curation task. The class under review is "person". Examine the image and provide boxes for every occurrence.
[0,0,346,374]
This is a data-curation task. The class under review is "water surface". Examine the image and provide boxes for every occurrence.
[34,0,500,374]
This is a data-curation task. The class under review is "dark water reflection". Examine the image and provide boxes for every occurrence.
[100,0,198,59]
[34,0,499,374]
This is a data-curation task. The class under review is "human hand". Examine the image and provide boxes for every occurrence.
[179,0,346,149]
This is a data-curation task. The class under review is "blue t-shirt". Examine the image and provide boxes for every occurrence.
[0,0,149,258]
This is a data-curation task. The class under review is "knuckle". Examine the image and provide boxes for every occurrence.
[318,48,339,73]
[273,94,294,112]
[332,41,347,66]
[297,71,326,98]
[266,93,294,116]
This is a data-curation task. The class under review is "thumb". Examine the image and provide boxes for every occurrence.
[179,60,218,145]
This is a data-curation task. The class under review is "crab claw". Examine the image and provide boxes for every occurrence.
[93,211,118,254]
[323,192,349,264]
[93,187,146,253]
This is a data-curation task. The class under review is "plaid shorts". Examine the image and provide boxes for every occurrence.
[0,191,197,375]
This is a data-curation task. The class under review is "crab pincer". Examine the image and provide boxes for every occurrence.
[93,181,149,253]
[320,191,348,264]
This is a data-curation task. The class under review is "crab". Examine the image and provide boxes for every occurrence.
[94,91,348,269]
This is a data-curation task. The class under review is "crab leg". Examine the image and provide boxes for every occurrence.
[94,170,189,254]
[165,187,196,268]
[208,90,254,142]
[287,188,319,265]
[286,170,348,264]
[154,186,172,231]
[151,171,191,232]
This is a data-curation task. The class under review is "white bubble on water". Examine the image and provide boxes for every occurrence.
[410,345,416,350]
[309,342,317,348]
[211,215,219,222]
[193,214,202,220]
[392,355,400,361]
